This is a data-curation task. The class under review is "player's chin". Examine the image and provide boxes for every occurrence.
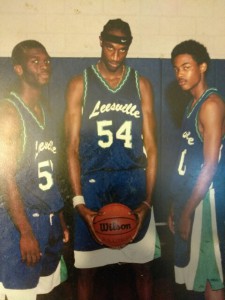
[178,83,190,91]
[108,62,123,72]
[39,74,50,84]
[39,78,50,85]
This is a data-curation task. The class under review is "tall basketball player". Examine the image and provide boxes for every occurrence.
[168,40,225,300]
[65,18,160,300]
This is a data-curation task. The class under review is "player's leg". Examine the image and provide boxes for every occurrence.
[113,169,155,299]
[74,173,109,300]
[131,262,153,300]
[187,290,205,300]
[205,281,224,300]
[76,268,97,300]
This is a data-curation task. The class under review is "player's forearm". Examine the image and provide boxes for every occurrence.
[67,146,82,196]
[4,179,33,235]
[145,154,157,206]
[183,162,217,216]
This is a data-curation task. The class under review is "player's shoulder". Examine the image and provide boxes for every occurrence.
[68,73,84,88]
[0,97,18,114]
[138,74,153,94]
[130,66,152,87]
[0,98,21,129]
[200,90,225,117]
[203,90,225,107]
[207,90,224,102]
[69,64,92,84]
[66,73,85,100]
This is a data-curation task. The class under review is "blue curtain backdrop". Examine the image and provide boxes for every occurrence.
[1,57,225,222]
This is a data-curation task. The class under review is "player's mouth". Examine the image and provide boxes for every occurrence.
[40,72,50,79]
[109,62,120,69]
[178,79,187,86]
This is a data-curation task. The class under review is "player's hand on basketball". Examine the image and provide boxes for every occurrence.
[20,231,41,266]
[93,203,138,248]
[76,204,103,244]
[131,202,150,241]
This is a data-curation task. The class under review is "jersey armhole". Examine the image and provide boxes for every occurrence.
[82,69,87,108]
[135,70,141,100]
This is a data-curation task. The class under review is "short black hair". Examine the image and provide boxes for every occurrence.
[11,40,47,65]
[101,18,133,45]
[171,39,210,68]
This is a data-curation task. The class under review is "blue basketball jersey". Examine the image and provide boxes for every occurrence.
[171,88,225,208]
[170,89,225,286]
[0,91,64,213]
[79,65,147,174]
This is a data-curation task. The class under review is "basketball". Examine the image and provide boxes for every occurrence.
[93,203,138,248]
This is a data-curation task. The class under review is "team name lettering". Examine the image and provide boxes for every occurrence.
[99,222,131,231]
[182,131,194,145]
[35,140,57,159]
[89,100,140,119]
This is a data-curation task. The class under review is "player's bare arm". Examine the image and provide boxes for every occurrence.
[65,75,100,243]
[133,76,157,229]
[0,101,41,266]
[179,94,225,240]
[65,75,83,196]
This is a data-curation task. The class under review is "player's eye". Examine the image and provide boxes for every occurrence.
[183,65,191,70]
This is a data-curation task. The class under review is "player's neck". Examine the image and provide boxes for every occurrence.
[96,61,125,88]
[190,83,208,107]
[17,82,42,107]
[15,84,45,124]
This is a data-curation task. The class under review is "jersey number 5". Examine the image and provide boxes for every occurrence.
[97,120,132,149]
[38,160,54,191]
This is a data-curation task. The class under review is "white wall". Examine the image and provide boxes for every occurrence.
[0,0,225,58]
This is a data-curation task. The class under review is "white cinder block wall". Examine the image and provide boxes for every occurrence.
[0,0,225,58]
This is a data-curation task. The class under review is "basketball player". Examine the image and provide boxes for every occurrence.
[65,19,160,299]
[168,40,225,299]
[0,40,69,300]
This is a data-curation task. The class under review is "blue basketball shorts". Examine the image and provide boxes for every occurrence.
[74,169,151,251]
[0,207,63,289]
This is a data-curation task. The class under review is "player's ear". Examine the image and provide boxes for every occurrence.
[200,62,207,73]
[14,64,23,76]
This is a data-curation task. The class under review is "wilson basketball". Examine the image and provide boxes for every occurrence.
[93,203,138,248]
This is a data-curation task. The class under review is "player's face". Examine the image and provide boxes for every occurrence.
[19,47,51,87]
[100,29,129,72]
[173,54,205,92]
